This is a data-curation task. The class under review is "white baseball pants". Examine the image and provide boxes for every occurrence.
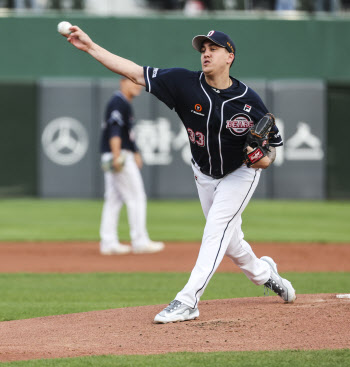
[176,162,271,309]
[100,151,150,248]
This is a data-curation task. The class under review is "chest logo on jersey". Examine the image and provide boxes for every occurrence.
[191,103,205,117]
[243,104,252,112]
[226,113,253,136]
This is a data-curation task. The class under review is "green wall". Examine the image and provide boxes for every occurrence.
[327,82,350,199]
[0,15,350,80]
[0,81,37,196]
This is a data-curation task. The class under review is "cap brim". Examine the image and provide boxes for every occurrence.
[192,35,224,52]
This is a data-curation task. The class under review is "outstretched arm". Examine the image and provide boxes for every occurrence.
[66,26,145,87]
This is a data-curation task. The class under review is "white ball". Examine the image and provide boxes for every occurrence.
[57,21,72,36]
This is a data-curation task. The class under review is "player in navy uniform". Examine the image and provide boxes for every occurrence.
[65,27,296,323]
[100,77,164,255]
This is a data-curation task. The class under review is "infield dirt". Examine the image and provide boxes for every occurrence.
[0,241,349,273]
[0,242,349,362]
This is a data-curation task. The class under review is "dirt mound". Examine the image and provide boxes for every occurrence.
[0,294,349,362]
[1,242,349,362]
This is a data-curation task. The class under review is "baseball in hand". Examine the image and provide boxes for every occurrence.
[57,21,72,36]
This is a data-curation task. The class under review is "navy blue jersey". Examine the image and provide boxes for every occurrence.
[100,91,138,153]
[144,67,283,178]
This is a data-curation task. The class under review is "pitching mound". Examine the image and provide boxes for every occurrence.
[0,294,349,362]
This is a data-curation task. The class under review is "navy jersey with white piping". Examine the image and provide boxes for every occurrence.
[101,91,138,153]
[144,67,283,178]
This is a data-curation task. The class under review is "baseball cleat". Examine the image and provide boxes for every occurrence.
[154,300,199,324]
[133,241,165,254]
[261,256,296,303]
[100,242,131,255]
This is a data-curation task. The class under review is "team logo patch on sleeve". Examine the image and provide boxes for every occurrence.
[111,110,124,125]
[152,68,159,78]
[226,113,254,136]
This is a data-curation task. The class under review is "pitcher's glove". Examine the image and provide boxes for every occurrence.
[243,113,275,168]
[101,154,125,172]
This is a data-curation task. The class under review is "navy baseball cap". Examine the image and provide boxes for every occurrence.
[192,30,236,55]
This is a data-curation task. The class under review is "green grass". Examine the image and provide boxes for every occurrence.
[0,199,348,367]
[0,272,348,321]
[1,349,349,367]
[0,198,203,242]
[0,198,349,242]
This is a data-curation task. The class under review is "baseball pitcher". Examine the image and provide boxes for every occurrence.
[63,26,296,323]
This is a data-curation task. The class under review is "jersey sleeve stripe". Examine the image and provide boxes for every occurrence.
[146,66,151,93]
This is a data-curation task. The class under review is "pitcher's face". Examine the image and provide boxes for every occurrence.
[200,41,234,75]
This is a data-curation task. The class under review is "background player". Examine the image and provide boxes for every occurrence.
[64,26,296,323]
[100,77,164,255]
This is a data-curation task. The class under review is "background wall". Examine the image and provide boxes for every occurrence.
[327,82,350,199]
[36,78,326,199]
[0,15,350,80]
[0,14,349,198]
[0,81,38,196]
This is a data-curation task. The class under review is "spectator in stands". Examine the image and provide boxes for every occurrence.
[275,0,296,10]
[2,0,38,8]
[48,0,84,10]
[315,0,340,11]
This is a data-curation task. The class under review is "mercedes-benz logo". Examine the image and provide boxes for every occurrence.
[42,117,89,166]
